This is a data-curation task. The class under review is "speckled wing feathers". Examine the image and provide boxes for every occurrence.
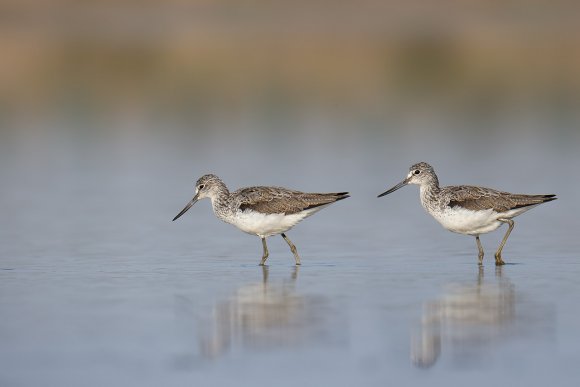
[446,186,556,212]
[236,187,349,215]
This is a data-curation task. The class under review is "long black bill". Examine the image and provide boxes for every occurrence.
[377,178,410,198]
[172,194,199,221]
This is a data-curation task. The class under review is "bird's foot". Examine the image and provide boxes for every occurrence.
[494,254,506,266]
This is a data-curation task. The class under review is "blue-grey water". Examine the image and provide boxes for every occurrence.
[1,128,579,386]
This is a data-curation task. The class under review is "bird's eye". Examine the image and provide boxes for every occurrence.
[198,184,205,190]
[414,170,421,175]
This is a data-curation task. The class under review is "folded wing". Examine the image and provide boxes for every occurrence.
[446,186,556,213]
[237,187,349,215]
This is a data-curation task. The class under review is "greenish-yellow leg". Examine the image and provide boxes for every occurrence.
[495,219,514,266]
[281,233,301,265]
[259,237,269,266]
[475,235,484,265]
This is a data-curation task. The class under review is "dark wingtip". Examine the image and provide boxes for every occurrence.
[302,193,349,211]
[538,194,557,203]
[332,193,350,203]
[511,194,557,210]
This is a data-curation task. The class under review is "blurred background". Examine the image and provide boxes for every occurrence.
[1,1,579,386]
[1,0,579,251]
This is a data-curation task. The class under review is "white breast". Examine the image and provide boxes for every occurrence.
[226,207,323,238]
[428,207,503,235]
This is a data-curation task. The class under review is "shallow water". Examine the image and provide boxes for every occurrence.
[1,130,579,386]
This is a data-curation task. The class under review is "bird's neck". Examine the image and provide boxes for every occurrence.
[209,185,232,219]
[419,179,441,210]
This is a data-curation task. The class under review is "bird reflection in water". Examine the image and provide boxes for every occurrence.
[197,266,330,359]
[411,266,518,368]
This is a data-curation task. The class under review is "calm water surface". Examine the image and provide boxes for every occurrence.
[1,133,579,386]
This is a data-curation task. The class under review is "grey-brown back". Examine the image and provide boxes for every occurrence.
[236,187,349,215]
[445,185,556,213]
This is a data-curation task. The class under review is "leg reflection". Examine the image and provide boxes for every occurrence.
[198,265,327,359]
[411,266,516,368]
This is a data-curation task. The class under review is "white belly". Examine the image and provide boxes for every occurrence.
[226,208,321,238]
[429,207,503,235]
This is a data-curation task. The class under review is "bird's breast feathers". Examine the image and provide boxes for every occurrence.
[226,208,319,237]
[429,206,503,235]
